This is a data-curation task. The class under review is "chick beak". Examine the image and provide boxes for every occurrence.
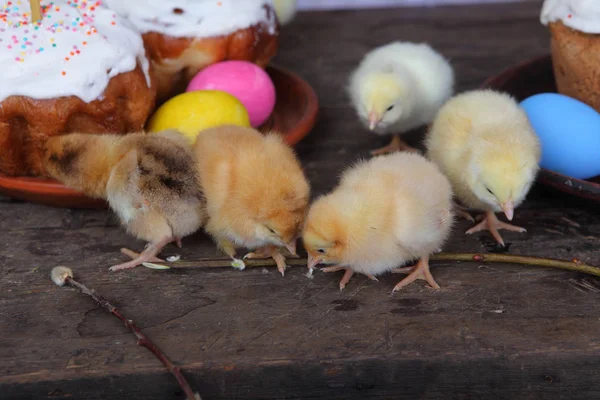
[284,240,297,257]
[368,111,381,131]
[307,255,322,271]
[501,200,514,221]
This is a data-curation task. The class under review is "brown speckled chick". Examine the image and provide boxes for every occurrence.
[43,130,205,271]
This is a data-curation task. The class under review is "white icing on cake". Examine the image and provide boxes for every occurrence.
[104,0,277,39]
[0,0,151,103]
[541,0,600,34]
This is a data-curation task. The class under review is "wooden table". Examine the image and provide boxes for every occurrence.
[3,2,600,399]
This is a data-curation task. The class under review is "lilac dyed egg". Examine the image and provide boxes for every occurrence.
[186,61,276,127]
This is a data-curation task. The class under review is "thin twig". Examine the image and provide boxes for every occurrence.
[431,253,600,277]
[51,267,201,400]
[145,257,308,269]
[144,253,600,277]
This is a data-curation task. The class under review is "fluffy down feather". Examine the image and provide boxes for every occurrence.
[425,89,541,246]
[193,125,310,276]
[348,41,454,155]
[303,152,454,292]
[43,130,205,271]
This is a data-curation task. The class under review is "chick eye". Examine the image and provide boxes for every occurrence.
[485,187,494,195]
[386,105,394,111]
[317,248,326,254]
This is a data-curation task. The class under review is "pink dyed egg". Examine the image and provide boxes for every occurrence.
[186,61,276,127]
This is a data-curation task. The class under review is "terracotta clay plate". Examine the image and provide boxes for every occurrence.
[481,54,600,203]
[0,65,319,209]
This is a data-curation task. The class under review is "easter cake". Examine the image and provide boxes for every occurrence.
[105,0,279,100]
[541,0,600,113]
[0,0,155,177]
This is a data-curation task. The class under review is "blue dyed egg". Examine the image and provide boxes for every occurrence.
[520,93,600,180]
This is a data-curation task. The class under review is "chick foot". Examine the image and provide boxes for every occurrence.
[453,203,475,222]
[321,265,378,291]
[466,210,526,247]
[322,266,354,291]
[392,256,439,292]
[109,237,172,271]
[371,134,419,156]
[244,245,288,276]
[120,248,164,263]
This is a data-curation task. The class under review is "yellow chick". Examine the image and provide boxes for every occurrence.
[425,89,541,246]
[273,0,297,26]
[43,130,206,271]
[193,125,310,276]
[348,41,454,156]
[303,152,454,292]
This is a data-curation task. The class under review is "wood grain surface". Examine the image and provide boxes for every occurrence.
[3,2,600,399]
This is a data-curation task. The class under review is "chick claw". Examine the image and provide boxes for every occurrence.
[466,210,526,247]
[321,266,378,291]
[110,238,171,271]
[244,246,288,276]
[371,134,420,156]
[392,256,440,292]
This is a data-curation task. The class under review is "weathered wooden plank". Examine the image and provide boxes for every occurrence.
[5,353,600,399]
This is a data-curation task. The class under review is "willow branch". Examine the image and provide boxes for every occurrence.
[144,253,600,277]
[51,267,201,400]
[431,253,600,277]
[144,256,308,269]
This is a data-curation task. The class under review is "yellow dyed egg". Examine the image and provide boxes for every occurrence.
[147,90,251,142]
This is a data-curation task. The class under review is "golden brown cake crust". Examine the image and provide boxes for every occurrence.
[144,9,280,101]
[549,21,600,112]
[0,65,156,177]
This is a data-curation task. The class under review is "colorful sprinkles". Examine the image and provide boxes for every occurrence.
[1,0,116,75]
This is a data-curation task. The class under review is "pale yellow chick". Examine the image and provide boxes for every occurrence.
[303,152,454,292]
[425,89,541,246]
[193,125,310,276]
[348,41,454,156]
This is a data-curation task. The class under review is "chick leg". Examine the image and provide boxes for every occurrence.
[120,248,164,263]
[321,266,355,291]
[243,246,272,259]
[109,237,173,272]
[453,203,475,222]
[466,210,526,247]
[218,238,237,258]
[271,251,288,277]
[322,266,378,289]
[371,134,420,156]
[392,256,440,292]
[217,239,246,270]
[244,245,288,276]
